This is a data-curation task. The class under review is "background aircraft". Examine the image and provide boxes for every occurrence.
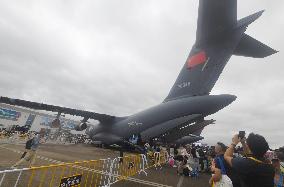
[0,0,276,150]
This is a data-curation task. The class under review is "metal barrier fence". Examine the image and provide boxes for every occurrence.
[0,150,169,187]
[0,154,151,187]
[146,151,169,169]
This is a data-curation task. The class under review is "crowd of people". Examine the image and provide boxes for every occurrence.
[0,128,92,145]
[1,127,283,187]
[147,133,283,187]
[209,133,284,187]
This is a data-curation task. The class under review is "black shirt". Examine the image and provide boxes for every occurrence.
[191,148,197,158]
[198,149,205,158]
[232,157,275,187]
[25,138,33,149]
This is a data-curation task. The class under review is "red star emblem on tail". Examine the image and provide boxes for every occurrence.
[187,51,207,69]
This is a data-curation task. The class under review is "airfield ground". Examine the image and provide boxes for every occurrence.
[0,142,210,187]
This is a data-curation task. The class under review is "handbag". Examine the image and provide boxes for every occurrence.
[168,157,175,167]
[212,157,233,187]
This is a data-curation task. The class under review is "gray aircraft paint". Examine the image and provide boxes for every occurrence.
[175,135,204,145]
[83,94,235,144]
[87,94,235,144]
[140,114,201,141]
[162,120,215,143]
[0,0,277,146]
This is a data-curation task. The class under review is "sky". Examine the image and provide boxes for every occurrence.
[0,0,283,148]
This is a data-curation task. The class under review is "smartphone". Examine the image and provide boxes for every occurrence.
[238,131,245,139]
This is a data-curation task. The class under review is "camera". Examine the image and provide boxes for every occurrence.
[238,131,245,139]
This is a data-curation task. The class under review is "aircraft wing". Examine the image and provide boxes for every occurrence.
[0,96,115,123]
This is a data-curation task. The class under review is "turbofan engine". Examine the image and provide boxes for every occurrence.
[74,122,88,131]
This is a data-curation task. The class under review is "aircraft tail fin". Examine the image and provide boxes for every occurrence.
[164,1,277,102]
[196,0,237,46]
[236,10,264,28]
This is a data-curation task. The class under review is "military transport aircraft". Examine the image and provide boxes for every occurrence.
[0,0,277,149]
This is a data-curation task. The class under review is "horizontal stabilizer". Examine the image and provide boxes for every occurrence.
[236,10,264,29]
[234,34,278,58]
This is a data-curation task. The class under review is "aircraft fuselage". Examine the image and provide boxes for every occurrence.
[86,94,236,144]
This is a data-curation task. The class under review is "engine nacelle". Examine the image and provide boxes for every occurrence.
[74,122,88,131]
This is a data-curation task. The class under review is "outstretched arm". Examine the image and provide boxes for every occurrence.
[224,134,240,167]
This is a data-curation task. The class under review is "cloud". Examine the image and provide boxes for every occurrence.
[0,0,283,148]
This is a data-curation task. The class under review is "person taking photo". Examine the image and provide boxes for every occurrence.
[224,133,275,187]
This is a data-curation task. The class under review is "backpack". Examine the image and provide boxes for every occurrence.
[25,138,33,149]
[183,166,190,176]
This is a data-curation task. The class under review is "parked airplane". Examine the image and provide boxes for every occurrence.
[0,0,277,148]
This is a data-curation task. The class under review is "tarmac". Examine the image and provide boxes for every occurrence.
[0,142,210,187]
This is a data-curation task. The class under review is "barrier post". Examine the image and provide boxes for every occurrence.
[28,169,36,187]
[49,167,57,187]
[138,154,148,176]
[107,157,118,187]
[154,152,161,169]
[14,170,22,187]
[0,173,6,187]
